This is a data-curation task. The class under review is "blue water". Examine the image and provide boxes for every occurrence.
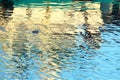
[0,0,120,80]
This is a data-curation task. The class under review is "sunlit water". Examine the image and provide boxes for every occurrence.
[0,0,120,80]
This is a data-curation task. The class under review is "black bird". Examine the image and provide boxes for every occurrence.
[32,30,39,34]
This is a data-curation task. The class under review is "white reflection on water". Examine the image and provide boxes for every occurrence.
[0,1,120,80]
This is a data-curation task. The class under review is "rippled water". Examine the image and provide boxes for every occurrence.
[0,0,120,80]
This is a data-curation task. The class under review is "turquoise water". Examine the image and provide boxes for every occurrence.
[0,0,120,80]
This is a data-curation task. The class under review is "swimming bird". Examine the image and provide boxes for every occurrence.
[32,30,39,34]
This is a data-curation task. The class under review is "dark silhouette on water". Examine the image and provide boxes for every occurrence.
[80,30,100,49]
[100,2,112,23]
[0,0,14,28]
[32,30,39,34]
[112,0,120,16]
[0,0,14,18]
[0,0,14,9]
[100,0,120,25]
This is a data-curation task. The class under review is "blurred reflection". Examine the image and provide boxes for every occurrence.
[100,2,112,23]
[0,0,14,53]
[26,5,32,19]
[100,0,120,24]
[0,1,114,79]
[79,2,102,50]
[112,0,120,25]
[43,6,51,25]
[0,0,15,79]
[80,29,101,49]
[10,23,30,79]
[112,0,120,16]
[0,0,14,37]
[0,0,14,23]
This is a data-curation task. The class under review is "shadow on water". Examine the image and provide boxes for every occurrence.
[0,0,120,80]
[0,0,14,31]
[100,0,120,25]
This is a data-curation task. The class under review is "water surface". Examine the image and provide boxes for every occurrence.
[0,0,120,80]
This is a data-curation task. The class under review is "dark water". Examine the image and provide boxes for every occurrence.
[0,0,120,80]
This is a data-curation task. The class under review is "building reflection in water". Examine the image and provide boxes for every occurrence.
[112,0,120,16]
[0,0,14,79]
[100,2,112,23]
[100,0,120,24]
[10,22,30,79]
[0,0,14,27]
[0,1,103,80]
[0,0,14,57]
[0,0,119,80]
[78,2,102,50]
[26,5,32,19]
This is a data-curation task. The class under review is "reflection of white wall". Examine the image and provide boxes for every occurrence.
[11,6,103,26]
[6,2,104,37]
